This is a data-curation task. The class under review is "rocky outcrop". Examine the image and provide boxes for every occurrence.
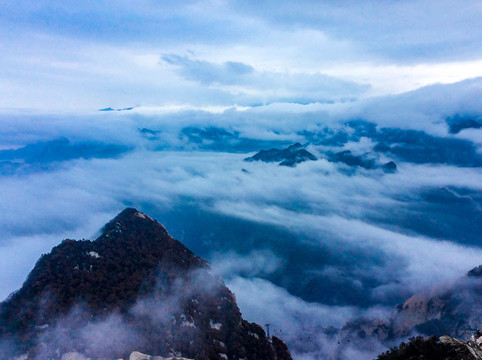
[343,264,482,345]
[245,143,317,167]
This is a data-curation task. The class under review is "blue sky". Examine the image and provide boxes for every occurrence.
[1,0,482,111]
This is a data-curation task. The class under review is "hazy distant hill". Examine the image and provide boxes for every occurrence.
[245,143,317,166]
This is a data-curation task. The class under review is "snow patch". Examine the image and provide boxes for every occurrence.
[88,251,100,258]
[136,212,146,219]
[210,319,222,330]
[219,354,228,360]
[136,212,153,221]
[180,314,195,328]
[35,323,49,330]
[214,340,226,349]
[248,331,259,339]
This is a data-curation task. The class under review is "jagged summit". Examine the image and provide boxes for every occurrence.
[0,208,292,360]
[113,207,153,220]
[101,208,161,232]
[99,208,169,242]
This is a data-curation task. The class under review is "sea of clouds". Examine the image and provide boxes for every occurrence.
[1,78,482,359]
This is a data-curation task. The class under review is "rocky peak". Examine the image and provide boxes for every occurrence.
[0,208,292,360]
[98,208,168,241]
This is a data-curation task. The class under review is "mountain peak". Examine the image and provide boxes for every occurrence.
[0,209,292,360]
[110,207,156,224]
[98,208,169,244]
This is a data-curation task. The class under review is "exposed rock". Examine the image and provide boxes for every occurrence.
[344,264,482,343]
[382,161,397,173]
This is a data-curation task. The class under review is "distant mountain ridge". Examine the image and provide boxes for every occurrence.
[0,208,292,360]
[245,143,317,167]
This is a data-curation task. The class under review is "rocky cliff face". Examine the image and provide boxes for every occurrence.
[389,267,482,339]
[342,264,482,348]
[0,208,292,360]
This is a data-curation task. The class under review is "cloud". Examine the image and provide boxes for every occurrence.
[211,250,284,279]
[348,77,482,135]
[228,276,356,329]
[162,55,255,85]
[1,1,482,112]
[229,0,482,64]
[4,0,482,65]
[228,276,391,360]
[162,54,370,105]
[0,79,481,359]
[212,200,482,293]
[1,80,482,301]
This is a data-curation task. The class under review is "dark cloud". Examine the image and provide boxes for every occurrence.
[162,55,255,85]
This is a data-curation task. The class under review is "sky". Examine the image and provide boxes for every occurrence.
[1,1,482,360]
[1,0,482,111]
